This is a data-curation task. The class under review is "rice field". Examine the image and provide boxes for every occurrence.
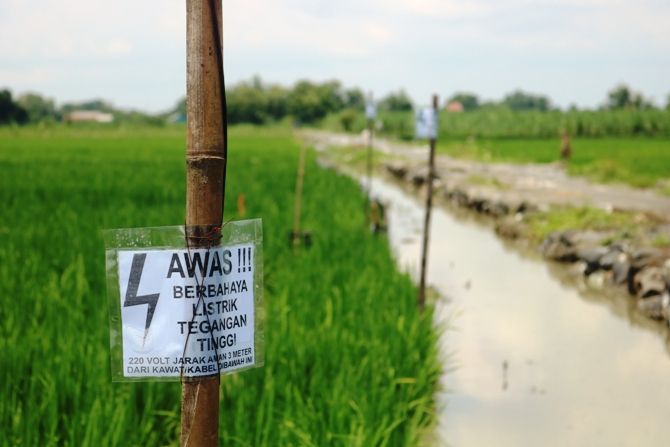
[0,124,441,446]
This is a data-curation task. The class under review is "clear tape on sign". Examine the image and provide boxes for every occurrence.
[103,219,264,382]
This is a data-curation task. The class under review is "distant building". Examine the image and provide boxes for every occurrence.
[445,101,464,113]
[64,110,114,123]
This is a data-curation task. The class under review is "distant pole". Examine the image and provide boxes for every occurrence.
[292,144,307,247]
[560,129,572,161]
[365,93,375,226]
[182,0,226,446]
[366,117,373,223]
[417,94,438,309]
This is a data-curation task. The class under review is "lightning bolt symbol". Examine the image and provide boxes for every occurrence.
[124,253,160,344]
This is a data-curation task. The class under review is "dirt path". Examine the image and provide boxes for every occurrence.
[301,130,670,219]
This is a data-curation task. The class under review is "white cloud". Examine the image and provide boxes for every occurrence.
[0,67,55,85]
[365,23,392,43]
[1,0,668,110]
[383,0,494,18]
[101,39,134,57]
[224,1,394,57]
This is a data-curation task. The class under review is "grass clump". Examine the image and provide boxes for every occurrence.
[465,174,510,190]
[524,206,639,242]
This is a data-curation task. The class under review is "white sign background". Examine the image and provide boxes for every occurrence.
[365,102,377,120]
[117,244,255,378]
[415,108,438,139]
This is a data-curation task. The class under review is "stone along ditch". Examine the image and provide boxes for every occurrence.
[385,161,670,325]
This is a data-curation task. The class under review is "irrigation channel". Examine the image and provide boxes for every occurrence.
[364,174,670,446]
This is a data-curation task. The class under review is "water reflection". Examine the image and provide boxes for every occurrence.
[368,176,670,447]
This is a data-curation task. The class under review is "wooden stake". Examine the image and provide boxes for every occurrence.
[365,118,373,225]
[182,1,226,445]
[560,129,572,160]
[291,144,307,247]
[417,94,438,309]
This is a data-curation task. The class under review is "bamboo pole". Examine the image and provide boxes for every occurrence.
[181,0,226,445]
[367,118,374,195]
[417,94,438,309]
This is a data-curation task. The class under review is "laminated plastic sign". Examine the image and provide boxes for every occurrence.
[415,107,438,139]
[104,219,264,382]
[365,102,377,120]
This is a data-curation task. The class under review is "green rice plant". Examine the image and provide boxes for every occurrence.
[435,137,670,188]
[322,107,670,139]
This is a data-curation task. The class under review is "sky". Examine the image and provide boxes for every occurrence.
[1,0,669,112]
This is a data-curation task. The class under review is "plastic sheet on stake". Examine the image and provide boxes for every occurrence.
[415,107,438,139]
[104,219,264,382]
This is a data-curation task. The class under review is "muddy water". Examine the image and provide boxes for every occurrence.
[367,176,670,447]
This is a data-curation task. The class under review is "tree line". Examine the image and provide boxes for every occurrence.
[446,85,662,112]
[169,77,411,125]
[0,90,163,126]
[1,80,668,126]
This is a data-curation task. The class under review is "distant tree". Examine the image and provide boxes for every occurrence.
[17,92,59,123]
[477,100,503,110]
[502,90,551,111]
[227,80,270,124]
[630,92,652,109]
[379,89,413,111]
[448,92,479,111]
[606,84,653,110]
[173,77,288,124]
[264,84,289,120]
[343,88,365,110]
[607,85,632,109]
[339,108,357,131]
[60,98,115,115]
[666,93,670,111]
[172,78,381,125]
[118,110,165,126]
[228,76,349,124]
[316,80,345,113]
[288,80,331,123]
[0,89,28,125]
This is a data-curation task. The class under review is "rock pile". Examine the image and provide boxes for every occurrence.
[384,161,670,325]
[540,232,670,321]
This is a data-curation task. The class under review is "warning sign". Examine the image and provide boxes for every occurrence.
[365,102,377,120]
[415,107,437,139]
[104,220,263,381]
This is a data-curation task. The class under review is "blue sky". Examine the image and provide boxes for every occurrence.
[1,0,668,112]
